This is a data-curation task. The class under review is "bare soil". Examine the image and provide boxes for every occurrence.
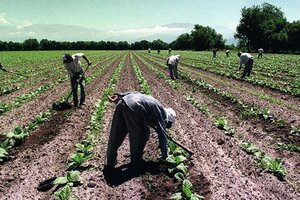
[0,51,299,200]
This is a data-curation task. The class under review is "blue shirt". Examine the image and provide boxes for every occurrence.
[119,91,169,157]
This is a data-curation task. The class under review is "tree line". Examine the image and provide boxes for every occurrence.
[0,39,169,51]
[0,3,299,52]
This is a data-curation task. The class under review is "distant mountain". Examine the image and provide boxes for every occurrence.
[0,23,236,44]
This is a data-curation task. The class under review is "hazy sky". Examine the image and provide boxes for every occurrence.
[0,0,299,42]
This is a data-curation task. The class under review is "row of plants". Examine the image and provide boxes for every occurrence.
[0,111,51,162]
[178,65,299,112]
[146,51,300,96]
[0,64,65,95]
[0,76,68,115]
[0,54,123,164]
[53,55,125,200]
[141,52,299,139]
[241,142,287,180]
[137,52,293,181]
[132,53,203,199]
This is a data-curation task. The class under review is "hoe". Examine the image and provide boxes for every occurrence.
[0,63,29,77]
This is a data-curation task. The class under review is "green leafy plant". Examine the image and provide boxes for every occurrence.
[170,179,204,200]
[6,126,28,143]
[53,170,82,187]
[67,153,92,170]
[214,116,234,136]
[54,185,79,200]
[75,143,94,155]
[0,147,8,162]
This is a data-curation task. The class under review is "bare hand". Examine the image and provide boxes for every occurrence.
[108,95,119,103]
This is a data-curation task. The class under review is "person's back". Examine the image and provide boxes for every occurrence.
[240,53,253,64]
[167,55,179,66]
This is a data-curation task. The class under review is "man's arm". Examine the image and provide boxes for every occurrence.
[82,55,92,66]
[155,122,169,159]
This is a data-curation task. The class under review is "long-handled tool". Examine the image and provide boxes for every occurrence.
[52,64,92,111]
[0,63,29,78]
[166,134,194,158]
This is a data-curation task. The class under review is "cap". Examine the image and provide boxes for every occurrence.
[62,54,72,63]
[164,107,176,123]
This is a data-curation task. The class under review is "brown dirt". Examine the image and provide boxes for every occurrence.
[0,51,299,200]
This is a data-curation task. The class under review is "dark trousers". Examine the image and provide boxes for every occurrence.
[241,58,253,78]
[70,72,85,106]
[107,101,150,167]
[168,64,178,80]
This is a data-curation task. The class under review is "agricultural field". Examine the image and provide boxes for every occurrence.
[0,50,300,199]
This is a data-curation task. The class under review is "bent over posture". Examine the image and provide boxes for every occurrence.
[166,55,180,80]
[106,91,176,170]
[237,52,254,78]
[63,53,91,107]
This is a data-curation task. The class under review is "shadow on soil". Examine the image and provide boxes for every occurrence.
[103,160,169,187]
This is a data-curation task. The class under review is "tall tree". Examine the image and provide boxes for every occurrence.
[235,3,287,52]
[287,21,300,52]
[190,25,225,51]
[173,33,191,50]
[23,38,39,50]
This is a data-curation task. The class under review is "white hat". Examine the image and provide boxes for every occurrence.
[164,107,176,123]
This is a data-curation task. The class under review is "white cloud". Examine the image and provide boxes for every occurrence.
[107,25,186,35]
[16,20,33,29]
[0,13,9,25]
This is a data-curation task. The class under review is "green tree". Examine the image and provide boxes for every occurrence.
[190,25,225,51]
[173,33,191,50]
[287,21,300,52]
[151,39,168,50]
[235,3,287,52]
[23,38,39,50]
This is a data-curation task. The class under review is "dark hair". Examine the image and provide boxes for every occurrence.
[63,54,72,63]
[237,52,242,57]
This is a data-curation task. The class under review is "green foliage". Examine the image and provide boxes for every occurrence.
[214,116,234,136]
[54,184,79,200]
[67,153,92,170]
[235,2,287,52]
[241,141,287,179]
[169,179,204,200]
[0,147,8,162]
[277,142,300,153]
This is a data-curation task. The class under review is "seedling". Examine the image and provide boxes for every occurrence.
[0,147,8,162]
[67,153,92,170]
[170,179,204,200]
[214,116,234,136]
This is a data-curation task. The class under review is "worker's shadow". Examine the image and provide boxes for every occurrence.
[103,160,169,187]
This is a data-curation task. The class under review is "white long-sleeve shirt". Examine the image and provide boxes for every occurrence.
[64,53,85,77]
[167,55,180,66]
[240,53,253,65]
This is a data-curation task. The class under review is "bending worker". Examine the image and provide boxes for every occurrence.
[166,55,180,80]
[237,51,254,78]
[62,53,91,107]
[105,91,176,171]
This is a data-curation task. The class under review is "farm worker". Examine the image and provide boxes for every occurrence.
[105,91,176,171]
[226,49,230,57]
[258,48,264,59]
[157,49,161,54]
[148,48,151,53]
[166,55,180,80]
[212,48,218,58]
[168,48,172,54]
[62,53,91,107]
[237,52,254,78]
